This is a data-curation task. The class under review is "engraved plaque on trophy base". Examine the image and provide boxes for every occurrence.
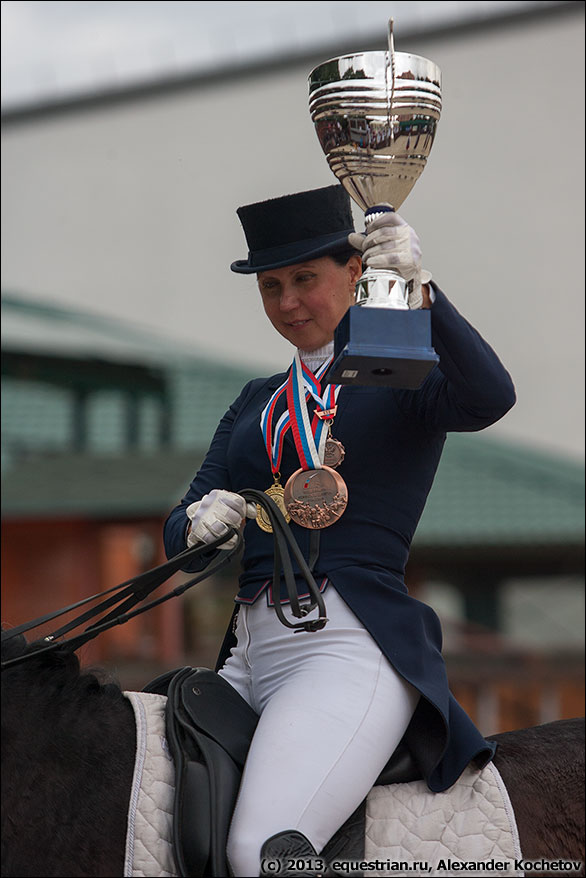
[324,307,439,389]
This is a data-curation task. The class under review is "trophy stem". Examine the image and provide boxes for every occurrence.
[355,205,407,308]
[386,19,396,141]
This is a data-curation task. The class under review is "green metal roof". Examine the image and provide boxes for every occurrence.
[1,292,261,470]
[1,451,204,519]
[1,291,225,365]
[414,433,584,546]
[1,366,258,469]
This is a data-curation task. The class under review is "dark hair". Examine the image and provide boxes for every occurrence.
[330,245,362,267]
[255,246,362,278]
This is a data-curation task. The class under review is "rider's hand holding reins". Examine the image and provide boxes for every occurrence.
[348,208,432,309]
[186,490,257,550]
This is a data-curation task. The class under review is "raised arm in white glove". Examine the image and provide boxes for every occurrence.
[186,489,257,550]
[348,208,432,309]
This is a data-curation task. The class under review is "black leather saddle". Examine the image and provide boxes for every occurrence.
[144,666,422,878]
[144,667,258,877]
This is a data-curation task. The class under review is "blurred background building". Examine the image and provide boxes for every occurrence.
[1,0,584,733]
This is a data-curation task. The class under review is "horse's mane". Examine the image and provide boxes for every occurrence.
[2,628,125,698]
[1,630,136,877]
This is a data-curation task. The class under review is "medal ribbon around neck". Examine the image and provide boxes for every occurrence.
[283,352,347,529]
[258,354,347,531]
[286,351,341,471]
[260,355,334,476]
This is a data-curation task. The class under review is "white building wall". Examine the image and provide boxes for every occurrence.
[1,9,584,459]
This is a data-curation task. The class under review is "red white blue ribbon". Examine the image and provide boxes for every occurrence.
[260,379,289,475]
[286,352,341,471]
[260,355,338,474]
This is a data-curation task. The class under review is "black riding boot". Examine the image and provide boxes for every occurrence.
[259,829,325,877]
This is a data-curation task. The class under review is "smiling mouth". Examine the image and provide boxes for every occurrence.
[287,319,311,327]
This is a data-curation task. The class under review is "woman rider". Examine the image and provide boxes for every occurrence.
[164,184,516,877]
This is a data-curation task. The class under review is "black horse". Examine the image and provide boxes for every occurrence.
[1,632,584,878]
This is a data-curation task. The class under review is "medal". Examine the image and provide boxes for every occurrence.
[259,352,347,530]
[323,436,345,469]
[257,363,329,532]
[256,475,290,533]
[284,466,348,529]
[283,353,348,528]
[315,395,345,470]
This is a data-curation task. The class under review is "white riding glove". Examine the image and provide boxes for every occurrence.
[186,489,257,550]
[348,208,432,309]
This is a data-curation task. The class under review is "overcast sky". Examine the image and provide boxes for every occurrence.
[1,0,563,109]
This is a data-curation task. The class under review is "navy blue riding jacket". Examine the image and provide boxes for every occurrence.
[164,285,516,792]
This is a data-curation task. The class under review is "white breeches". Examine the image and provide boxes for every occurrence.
[218,588,420,877]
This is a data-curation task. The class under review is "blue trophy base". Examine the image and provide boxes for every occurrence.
[324,306,439,389]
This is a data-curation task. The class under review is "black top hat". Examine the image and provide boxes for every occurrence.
[231,185,355,274]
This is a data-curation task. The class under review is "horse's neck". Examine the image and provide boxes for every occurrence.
[2,668,137,877]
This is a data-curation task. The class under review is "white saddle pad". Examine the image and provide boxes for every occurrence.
[124,691,178,877]
[122,692,523,878]
[364,762,523,877]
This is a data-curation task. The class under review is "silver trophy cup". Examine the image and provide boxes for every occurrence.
[309,39,442,387]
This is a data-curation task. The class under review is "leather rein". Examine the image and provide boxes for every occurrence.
[1,490,328,670]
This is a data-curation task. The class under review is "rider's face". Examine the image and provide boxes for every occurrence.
[258,255,362,352]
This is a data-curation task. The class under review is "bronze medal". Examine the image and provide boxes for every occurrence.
[323,437,345,469]
[256,479,291,533]
[283,466,348,529]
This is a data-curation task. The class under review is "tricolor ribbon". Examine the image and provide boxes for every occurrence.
[286,352,341,471]
[260,355,339,475]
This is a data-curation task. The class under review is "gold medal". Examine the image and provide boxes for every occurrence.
[283,466,348,529]
[256,475,291,533]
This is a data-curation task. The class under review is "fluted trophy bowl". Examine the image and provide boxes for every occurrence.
[308,49,442,388]
[309,52,442,212]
